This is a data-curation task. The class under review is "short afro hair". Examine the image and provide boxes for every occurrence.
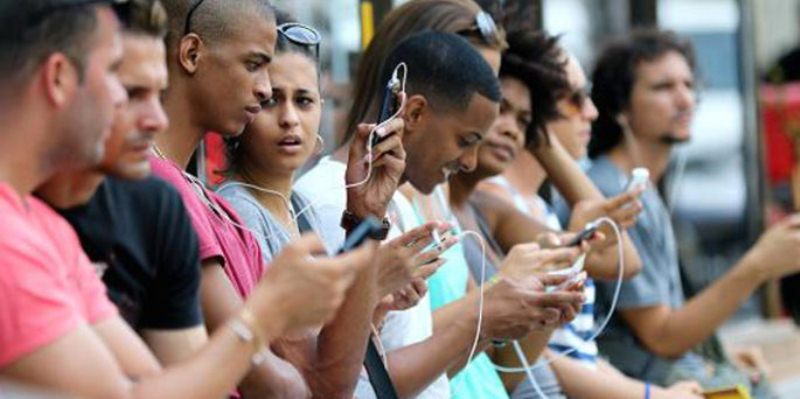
[380,31,501,115]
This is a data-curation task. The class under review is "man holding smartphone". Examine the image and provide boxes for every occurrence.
[587,28,800,397]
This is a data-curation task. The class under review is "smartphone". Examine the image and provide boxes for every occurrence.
[564,225,599,247]
[337,217,384,254]
[625,167,650,192]
[555,271,587,291]
[371,69,402,148]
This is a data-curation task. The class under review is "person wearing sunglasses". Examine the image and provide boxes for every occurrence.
[460,28,703,399]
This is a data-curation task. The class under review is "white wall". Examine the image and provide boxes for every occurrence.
[752,0,800,71]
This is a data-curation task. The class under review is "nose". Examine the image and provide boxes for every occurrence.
[459,145,479,173]
[254,70,272,104]
[583,97,599,121]
[279,101,300,129]
[499,115,524,144]
[140,96,169,135]
[675,84,695,111]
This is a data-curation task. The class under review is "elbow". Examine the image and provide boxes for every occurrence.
[643,337,687,360]
[621,254,642,279]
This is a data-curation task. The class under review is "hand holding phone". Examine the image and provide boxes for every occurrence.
[626,167,650,193]
[548,223,597,277]
[371,65,404,148]
[563,224,599,247]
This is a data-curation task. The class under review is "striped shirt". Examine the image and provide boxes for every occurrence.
[487,176,599,368]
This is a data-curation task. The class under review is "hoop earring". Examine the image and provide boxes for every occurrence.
[315,135,325,154]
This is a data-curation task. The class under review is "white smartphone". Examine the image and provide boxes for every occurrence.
[548,253,587,277]
[626,167,650,192]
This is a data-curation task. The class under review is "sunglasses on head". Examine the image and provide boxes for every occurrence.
[278,22,321,59]
[457,11,501,48]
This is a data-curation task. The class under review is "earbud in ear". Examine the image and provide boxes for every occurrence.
[616,114,628,128]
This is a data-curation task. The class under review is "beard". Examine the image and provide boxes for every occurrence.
[659,131,691,145]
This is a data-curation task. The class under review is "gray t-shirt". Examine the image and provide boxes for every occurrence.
[217,183,327,264]
[218,182,377,398]
[586,155,704,384]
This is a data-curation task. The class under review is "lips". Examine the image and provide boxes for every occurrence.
[486,140,516,162]
[276,134,304,155]
[244,105,262,123]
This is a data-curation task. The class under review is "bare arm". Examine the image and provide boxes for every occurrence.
[621,215,800,358]
[200,260,309,399]
[308,259,378,398]
[2,306,289,399]
[493,328,555,392]
[142,327,208,366]
[620,258,763,359]
[549,351,701,399]
[388,296,484,399]
[529,137,642,278]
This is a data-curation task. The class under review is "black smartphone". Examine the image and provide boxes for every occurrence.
[337,217,384,254]
[564,225,598,247]
[371,75,401,148]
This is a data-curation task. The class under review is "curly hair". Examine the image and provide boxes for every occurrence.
[501,29,570,148]
[588,28,696,158]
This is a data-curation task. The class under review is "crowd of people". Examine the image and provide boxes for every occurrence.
[3,0,800,398]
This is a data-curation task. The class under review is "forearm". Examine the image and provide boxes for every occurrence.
[312,266,378,398]
[200,262,306,398]
[494,330,553,392]
[530,137,603,204]
[550,353,647,399]
[239,353,310,399]
[585,231,641,280]
[131,325,279,399]
[641,257,763,357]
[388,297,484,398]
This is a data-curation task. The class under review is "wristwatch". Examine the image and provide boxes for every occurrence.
[341,210,391,240]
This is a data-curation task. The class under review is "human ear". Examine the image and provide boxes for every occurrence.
[402,94,427,130]
[42,53,79,108]
[178,34,203,75]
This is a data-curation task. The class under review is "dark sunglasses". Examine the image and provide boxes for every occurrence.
[278,22,321,59]
[457,11,501,47]
[561,85,592,115]
[28,0,129,26]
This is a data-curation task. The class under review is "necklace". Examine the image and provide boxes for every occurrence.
[225,181,300,237]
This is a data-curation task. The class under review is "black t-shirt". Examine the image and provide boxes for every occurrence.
[59,176,203,330]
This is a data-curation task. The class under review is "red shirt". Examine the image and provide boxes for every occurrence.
[150,156,264,298]
[0,183,117,367]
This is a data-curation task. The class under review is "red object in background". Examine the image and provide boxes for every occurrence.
[204,134,226,187]
[760,83,800,186]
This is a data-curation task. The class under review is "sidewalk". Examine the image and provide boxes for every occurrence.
[719,319,800,398]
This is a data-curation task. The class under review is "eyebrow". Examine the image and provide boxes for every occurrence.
[248,52,272,64]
